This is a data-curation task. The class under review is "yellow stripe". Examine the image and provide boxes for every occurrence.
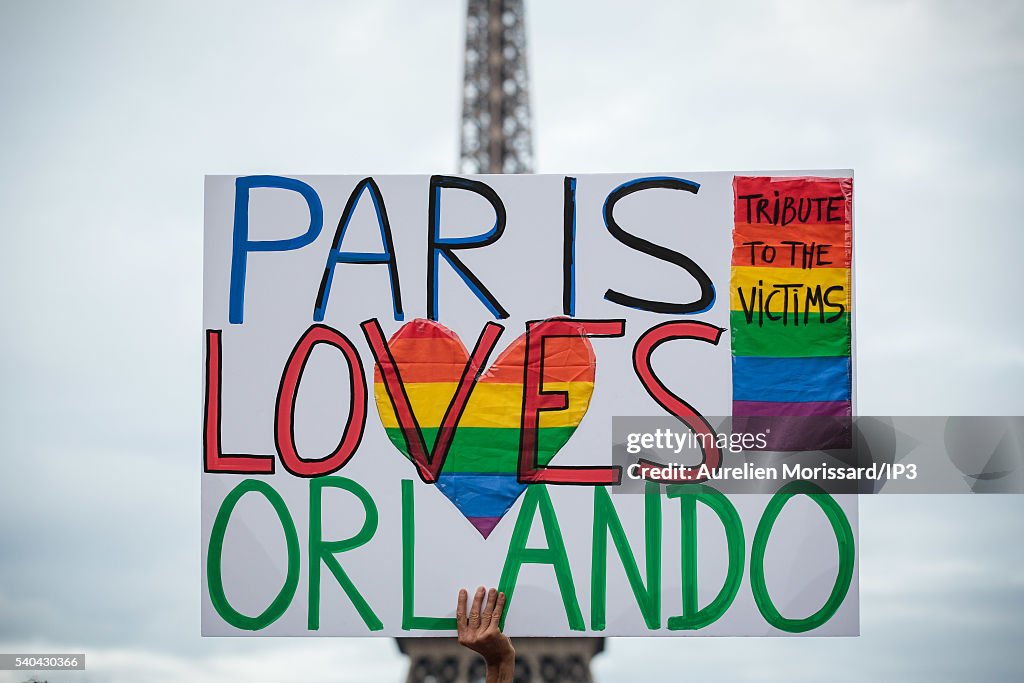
[374,381,594,430]
[730,266,850,311]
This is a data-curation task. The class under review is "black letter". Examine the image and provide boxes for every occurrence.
[427,175,509,321]
[602,177,715,314]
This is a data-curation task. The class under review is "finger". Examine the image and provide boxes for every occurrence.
[456,588,468,632]
[481,588,497,622]
[468,586,485,627]
[489,591,506,629]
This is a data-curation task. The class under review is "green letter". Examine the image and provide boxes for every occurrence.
[750,480,855,633]
[308,477,382,631]
[666,483,744,630]
[498,485,584,630]
[591,482,661,630]
[207,479,300,631]
[402,479,458,630]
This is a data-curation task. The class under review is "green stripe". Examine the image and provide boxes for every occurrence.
[384,426,578,473]
[730,310,851,357]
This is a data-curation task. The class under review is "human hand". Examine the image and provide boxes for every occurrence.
[456,586,515,670]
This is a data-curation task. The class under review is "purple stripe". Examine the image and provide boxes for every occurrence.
[734,400,852,451]
[733,400,851,417]
[467,516,503,538]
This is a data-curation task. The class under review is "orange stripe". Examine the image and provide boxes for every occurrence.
[484,336,595,384]
[375,334,596,384]
[732,222,851,268]
[384,336,470,375]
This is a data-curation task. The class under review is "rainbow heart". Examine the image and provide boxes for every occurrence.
[372,319,596,538]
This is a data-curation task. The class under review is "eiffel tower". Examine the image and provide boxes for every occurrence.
[398,2,604,681]
[458,0,534,174]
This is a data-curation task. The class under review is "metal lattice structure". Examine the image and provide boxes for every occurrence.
[459,0,534,173]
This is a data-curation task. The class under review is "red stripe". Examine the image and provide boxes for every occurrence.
[733,176,852,226]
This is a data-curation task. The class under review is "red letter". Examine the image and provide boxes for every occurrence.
[518,318,626,485]
[204,329,275,474]
[275,324,367,477]
[362,318,504,483]
[633,321,724,482]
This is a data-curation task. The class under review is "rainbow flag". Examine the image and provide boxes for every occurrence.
[374,320,596,537]
[730,176,853,450]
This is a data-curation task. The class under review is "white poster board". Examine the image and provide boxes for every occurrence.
[202,171,858,636]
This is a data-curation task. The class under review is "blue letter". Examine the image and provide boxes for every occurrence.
[602,176,715,315]
[314,178,403,322]
[427,175,509,321]
[229,176,324,324]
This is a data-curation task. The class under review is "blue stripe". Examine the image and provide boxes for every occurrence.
[435,473,524,519]
[732,356,851,403]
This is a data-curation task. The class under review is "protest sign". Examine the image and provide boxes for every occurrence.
[202,172,858,636]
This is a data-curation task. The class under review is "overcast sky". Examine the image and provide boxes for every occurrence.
[0,0,1022,681]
